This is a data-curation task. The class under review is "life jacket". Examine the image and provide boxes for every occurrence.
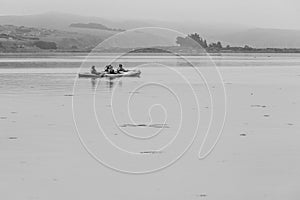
[108,68,115,74]
[117,67,127,73]
[104,66,110,72]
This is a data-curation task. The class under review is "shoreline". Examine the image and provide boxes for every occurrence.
[1,51,300,56]
[1,46,300,55]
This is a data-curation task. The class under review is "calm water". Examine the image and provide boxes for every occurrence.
[1,52,299,162]
[1,53,300,200]
[1,53,300,96]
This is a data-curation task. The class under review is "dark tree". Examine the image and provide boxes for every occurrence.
[203,40,208,48]
[176,33,208,49]
[209,41,223,49]
[244,45,252,50]
[176,36,187,47]
[33,41,57,49]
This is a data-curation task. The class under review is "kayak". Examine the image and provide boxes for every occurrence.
[78,70,141,78]
[104,70,141,78]
[78,73,104,78]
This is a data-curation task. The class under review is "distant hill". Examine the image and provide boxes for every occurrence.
[70,23,125,32]
[219,28,300,48]
[0,24,174,52]
[0,12,112,30]
[0,24,102,52]
[0,13,174,51]
[1,12,300,48]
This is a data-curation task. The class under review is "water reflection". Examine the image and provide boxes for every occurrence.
[90,77,114,91]
[106,78,115,90]
[89,77,123,91]
[103,78,123,90]
[118,80,123,87]
[91,78,97,90]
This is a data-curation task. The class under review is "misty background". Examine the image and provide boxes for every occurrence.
[1,0,300,48]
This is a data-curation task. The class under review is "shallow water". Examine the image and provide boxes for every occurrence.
[1,53,300,200]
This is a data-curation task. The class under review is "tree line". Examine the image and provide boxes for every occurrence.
[176,33,225,49]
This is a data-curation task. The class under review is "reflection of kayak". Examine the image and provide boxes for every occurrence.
[78,70,141,78]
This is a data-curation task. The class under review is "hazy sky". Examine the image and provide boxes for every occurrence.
[1,0,300,29]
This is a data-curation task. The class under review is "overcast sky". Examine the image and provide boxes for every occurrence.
[1,0,299,29]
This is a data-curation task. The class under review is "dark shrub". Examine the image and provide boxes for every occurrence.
[33,41,57,49]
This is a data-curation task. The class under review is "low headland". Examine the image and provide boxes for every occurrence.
[1,25,300,54]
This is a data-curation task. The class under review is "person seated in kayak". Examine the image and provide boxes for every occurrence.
[104,65,115,73]
[91,66,100,75]
[104,65,110,72]
[116,64,128,73]
[107,65,116,74]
